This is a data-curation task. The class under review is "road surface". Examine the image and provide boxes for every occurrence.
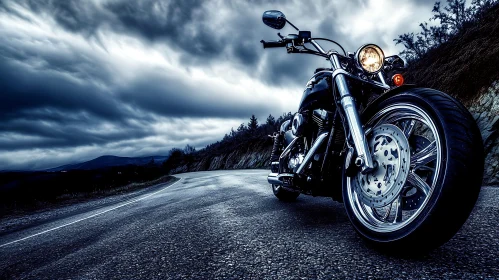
[0,170,498,279]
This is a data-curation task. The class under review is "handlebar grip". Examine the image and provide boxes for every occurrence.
[260,40,286,48]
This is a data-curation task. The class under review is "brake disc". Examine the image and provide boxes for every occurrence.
[353,124,411,208]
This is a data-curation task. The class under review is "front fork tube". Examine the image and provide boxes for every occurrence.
[330,55,375,173]
[335,74,375,173]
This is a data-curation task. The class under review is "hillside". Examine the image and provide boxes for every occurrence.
[165,137,274,174]
[160,117,285,174]
[47,155,169,172]
[403,3,499,103]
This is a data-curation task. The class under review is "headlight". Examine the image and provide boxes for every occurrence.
[355,44,385,74]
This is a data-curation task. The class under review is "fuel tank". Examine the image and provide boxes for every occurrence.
[298,71,334,112]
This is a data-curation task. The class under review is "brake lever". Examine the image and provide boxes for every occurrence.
[286,45,300,53]
[277,33,284,39]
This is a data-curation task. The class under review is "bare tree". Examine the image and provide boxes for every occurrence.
[394,0,497,62]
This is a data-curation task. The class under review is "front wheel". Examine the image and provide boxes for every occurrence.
[342,88,484,254]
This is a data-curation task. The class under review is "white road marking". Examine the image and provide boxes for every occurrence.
[0,178,183,248]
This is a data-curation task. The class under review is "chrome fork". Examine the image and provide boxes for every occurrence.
[329,53,375,173]
[311,38,375,173]
[309,40,377,173]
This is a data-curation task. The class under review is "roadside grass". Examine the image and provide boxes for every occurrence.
[404,3,499,104]
[0,166,175,218]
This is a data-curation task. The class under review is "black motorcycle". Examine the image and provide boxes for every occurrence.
[261,10,484,253]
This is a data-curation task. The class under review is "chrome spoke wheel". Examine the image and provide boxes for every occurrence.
[346,103,441,232]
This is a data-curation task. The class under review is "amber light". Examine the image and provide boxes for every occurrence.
[392,74,404,86]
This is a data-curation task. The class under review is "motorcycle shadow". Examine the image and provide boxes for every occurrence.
[262,195,352,230]
[263,195,496,267]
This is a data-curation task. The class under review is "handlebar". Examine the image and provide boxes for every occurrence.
[260,35,346,58]
[260,40,287,48]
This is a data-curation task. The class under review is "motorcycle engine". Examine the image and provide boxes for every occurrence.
[288,152,305,172]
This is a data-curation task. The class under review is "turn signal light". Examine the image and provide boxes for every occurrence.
[392,74,404,86]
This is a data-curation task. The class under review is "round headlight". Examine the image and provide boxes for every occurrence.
[355,44,385,74]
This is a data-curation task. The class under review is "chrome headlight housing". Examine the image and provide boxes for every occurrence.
[280,120,291,133]
[355,44,385,74]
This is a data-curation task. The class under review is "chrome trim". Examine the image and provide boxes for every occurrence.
[296,132,329,174]
[354,44,385,74]
[377,72,388,87]
[279,137,299,173]
[352,124,411,208]
[345,103,442,233]
[280,119,291,133]
[267,172,281,185]
[279,137,298,159]
[311,69,390,90]
[267,173,299,190]
[328,54,377,171]
[338,82,375,172]
[310,39,326,54]
[331,53,342,69]
[291,113,305,136]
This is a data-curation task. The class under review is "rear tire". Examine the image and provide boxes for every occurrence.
[272,184,300,201]
[342,88,484,254]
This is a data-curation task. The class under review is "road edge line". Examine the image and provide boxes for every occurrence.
[0,178,183,248]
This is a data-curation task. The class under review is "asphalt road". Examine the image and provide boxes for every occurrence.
[0,170,498,279]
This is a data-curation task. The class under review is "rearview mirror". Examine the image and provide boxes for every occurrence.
[262,10,286,30]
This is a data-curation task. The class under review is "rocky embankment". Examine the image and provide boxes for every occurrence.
[469,82,499,185]
[168,138,273,174]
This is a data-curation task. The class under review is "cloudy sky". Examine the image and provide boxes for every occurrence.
[0,0,437,170]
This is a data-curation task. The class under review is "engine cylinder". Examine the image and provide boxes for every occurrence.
[292,113,306,136]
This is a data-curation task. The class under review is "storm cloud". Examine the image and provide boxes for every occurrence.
[0,0,434,170]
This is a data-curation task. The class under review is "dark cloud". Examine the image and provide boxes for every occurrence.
[22,0,108,36]
[0,110,152,151]
[232,40,259,65]
[3,0,334,87]
[0,0,435,170]
[0,56,125,123]
[260,50,326,86]
[104,0,230,60]
[116,71,275,119]
[105,0,203,40]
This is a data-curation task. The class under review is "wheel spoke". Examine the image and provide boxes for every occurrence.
[407,172,430,196]
[372,204,392,221]
[348,103,442,232]
[401,119,416,138]
[393,195,403,223]
[371,112,425,128]
[415,165,436,172]
[411,140,437,169]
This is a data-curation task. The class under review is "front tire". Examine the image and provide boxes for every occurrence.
[342,88,484,254]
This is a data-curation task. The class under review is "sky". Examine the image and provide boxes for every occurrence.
[0,0,437,170]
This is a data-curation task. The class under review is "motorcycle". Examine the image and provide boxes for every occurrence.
[261,10,484,253]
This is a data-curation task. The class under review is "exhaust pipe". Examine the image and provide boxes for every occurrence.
[296,132,328,174]
[267,172,297,187]
[268,133,329,186]
[267,172,281,185]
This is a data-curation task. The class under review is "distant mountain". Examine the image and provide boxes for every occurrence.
[46,155,169,172]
